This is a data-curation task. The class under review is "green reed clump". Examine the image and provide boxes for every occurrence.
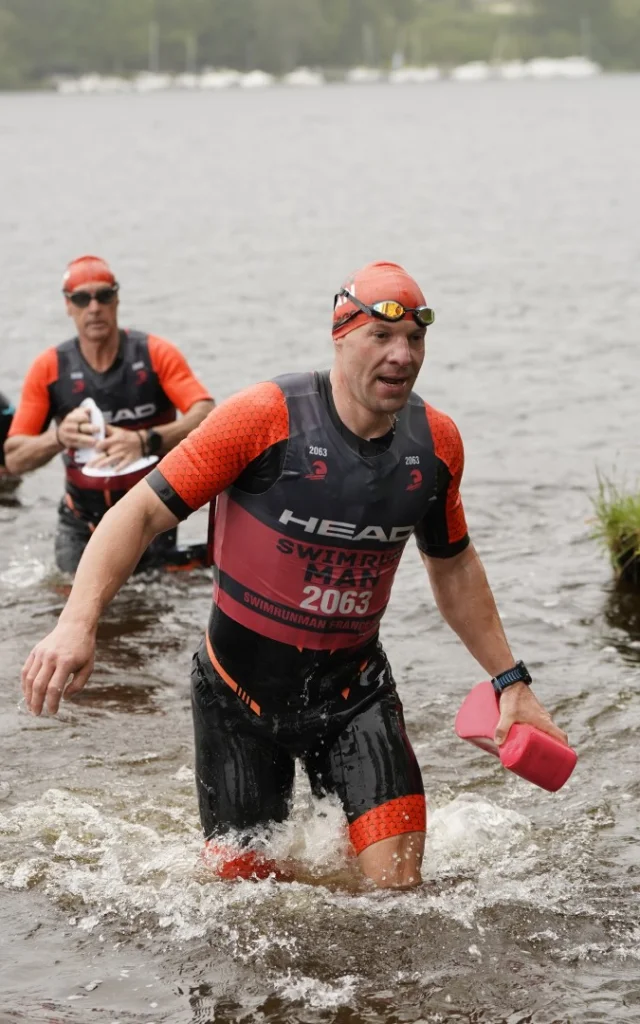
[592,475,640,584]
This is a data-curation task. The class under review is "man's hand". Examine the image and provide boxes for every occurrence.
[57,408,101,450]
[495,682,568,747]
[89,426,145,471]
[22,623,96,716]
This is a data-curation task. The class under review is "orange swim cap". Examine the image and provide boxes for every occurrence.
[62,255,116,293]
[332,261,427,339]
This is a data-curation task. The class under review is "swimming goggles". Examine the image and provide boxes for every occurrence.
[333,287,435,330]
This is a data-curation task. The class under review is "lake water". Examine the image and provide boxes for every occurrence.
[0,75,639,1024]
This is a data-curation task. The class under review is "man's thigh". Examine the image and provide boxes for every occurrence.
[191,649,295,840]
[54,504,91,574]
[306,684,426,857]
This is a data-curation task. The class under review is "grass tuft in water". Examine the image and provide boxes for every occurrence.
[592,474,640,585]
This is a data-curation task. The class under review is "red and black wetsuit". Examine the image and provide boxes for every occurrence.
[9,330,211,571]
[147,371,469,853]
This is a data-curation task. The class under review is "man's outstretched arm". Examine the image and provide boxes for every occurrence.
[422,543,568,746]
[22,381,291,717]
[22,481,178,717]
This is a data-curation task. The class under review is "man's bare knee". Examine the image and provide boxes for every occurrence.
[357,831,425,889]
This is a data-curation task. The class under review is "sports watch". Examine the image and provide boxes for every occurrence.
[145,428,163,457]
[491,660,532,696]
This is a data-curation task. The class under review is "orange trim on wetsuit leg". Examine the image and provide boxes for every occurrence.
[163,559,204,573]
[204,632,261,716]
[65,492,95,531]
[201,841,292,881]
[349,794,426,856]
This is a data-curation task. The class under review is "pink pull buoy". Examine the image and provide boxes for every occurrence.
[455,681,577,792]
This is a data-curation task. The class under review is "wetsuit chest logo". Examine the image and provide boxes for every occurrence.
[104,403,157,424]
[305,459,328,481]
[70,371,85,394]
[279,509,413,544]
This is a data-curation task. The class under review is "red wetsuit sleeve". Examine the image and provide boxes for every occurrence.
[147,335,213,413]
[8,348,58,436]
[415,404,470,558]
[146,381,289,517]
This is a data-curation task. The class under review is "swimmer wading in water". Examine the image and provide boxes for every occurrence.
[4,255,214,572]
[20,261,568,888]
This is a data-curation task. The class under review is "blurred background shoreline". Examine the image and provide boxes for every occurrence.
[1,0,638,93]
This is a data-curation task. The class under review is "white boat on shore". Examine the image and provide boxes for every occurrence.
[199,68,242,89]
[56,74,132,94]
[282,67,325,87]
[388,66,441,85]
[494,60,529,80]
[345,66,384,84]
[451,61,492,82]
[132,71,173,92]
[239,70,275,89]
[527,56,601,78]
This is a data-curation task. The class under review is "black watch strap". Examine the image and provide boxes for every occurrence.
[491,659,532,695]
[146,429,163,456]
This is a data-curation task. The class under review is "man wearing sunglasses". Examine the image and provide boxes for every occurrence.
[5,255,214,572]
[21,260,567,888]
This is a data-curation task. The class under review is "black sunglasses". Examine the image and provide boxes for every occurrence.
[64,285,119,308]
[333,288,435,330]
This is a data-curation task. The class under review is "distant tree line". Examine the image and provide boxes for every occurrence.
[0,0,639,88]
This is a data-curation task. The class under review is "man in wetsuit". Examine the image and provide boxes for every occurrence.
[4,255,214,572]
[20,261,568,888]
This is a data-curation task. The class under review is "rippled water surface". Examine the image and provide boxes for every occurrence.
[1,77,639,1024]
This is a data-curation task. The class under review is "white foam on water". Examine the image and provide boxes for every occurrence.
[426,796,532,870]
[267,786,354,873]
[0,551,48,587]
[0,781,603,1020]
[0,784,356,943]
[0,787,581,930]
[272,970,360,1009]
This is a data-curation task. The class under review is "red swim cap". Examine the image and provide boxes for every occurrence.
[332,261,427,339]
[62,255,116,293]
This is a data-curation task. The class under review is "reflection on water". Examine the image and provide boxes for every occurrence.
[604,583,640,663]
[71,680,161,713]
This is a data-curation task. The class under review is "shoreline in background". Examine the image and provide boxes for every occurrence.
[9,56,605,96]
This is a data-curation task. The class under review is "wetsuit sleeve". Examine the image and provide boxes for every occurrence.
[146,381,289,519]
[147,335,213,413]
[8,349,58,437]
[414,405,470,558]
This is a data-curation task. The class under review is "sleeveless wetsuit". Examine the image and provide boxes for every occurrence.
[9,331,211,571]
[147,371,469,853]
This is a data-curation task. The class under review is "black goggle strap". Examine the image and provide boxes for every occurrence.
[332,288,365,331]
